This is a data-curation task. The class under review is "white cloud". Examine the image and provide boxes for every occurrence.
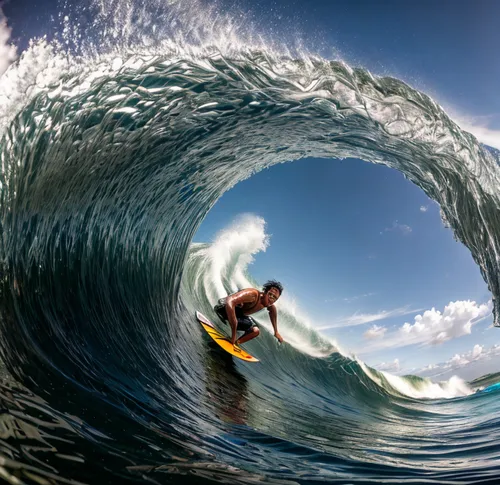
[420,205,428,212]
[342,292,376,303]
[417,343,500,377]
[325,292,376,304]
[0,10,17,77]
[471,343,483,359]
[317,306,421,330]
[355,300,492,355]
[400,300,491,345]
[376,359,400,372]
[457,118,500,151]
[364,324,387,339]
[447,353,470,368]
[434,94,500,150]
[382,220,412,235]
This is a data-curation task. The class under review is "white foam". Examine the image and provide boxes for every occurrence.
[0,10,17,77]
[359,360,473,399]
[0,39,70,138]
[193,214,343,358]
[205,213,269,299]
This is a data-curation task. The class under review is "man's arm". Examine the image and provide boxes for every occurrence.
[268,305,283,343]
[225,289,259,346]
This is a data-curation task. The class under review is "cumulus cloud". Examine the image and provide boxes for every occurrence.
[447,353,471,368]
[381,221,412,235]
[420,205,428,212]
[417,343,500,377]
[443,344,488,369]
[0,10,17,77]
[364,324,387,339]
[400,300,491,345]
[376,359,400,372]
[355,300,492,355]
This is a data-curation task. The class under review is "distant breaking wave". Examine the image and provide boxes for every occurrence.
[0,1,500,483]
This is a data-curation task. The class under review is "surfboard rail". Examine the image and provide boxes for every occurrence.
[196,311,259,362]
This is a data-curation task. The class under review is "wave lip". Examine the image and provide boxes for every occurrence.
[2,44,497,342]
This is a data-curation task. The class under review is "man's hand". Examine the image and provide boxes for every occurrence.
[274,332,284,343]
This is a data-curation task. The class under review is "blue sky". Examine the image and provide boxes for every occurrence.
[1,0,500,380]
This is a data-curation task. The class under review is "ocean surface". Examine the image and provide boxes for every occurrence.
[1,1,500,483]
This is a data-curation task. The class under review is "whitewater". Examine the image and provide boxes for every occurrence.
[1,0,500,483]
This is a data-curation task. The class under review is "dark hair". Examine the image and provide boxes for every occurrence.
[263,280,283,295]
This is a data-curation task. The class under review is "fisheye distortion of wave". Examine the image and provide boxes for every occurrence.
[1,1,500,484]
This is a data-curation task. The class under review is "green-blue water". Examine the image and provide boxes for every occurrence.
[1,1,500,483]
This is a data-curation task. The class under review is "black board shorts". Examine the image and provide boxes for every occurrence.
[214,298,258,335]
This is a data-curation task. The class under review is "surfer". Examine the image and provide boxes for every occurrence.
[214,280,284,348]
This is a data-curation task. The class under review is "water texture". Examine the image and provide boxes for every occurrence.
[0,1,499,483]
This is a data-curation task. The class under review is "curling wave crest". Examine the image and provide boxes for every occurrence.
[1,1,500,483]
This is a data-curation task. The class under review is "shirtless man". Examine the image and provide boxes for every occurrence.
[214,280,284,348]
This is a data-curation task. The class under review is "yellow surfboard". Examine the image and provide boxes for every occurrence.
[196,311,259,363]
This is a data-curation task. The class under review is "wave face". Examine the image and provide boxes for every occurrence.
[1,1,500,483]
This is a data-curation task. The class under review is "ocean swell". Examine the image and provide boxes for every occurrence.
[1,42,499,370]
[0,2,500,483]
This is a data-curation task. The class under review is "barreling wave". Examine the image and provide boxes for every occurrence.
[182,215,474,396]
[1,0,500,483]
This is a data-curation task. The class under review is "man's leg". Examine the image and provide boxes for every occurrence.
[214,300,228,324]
[236,326,260,345]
